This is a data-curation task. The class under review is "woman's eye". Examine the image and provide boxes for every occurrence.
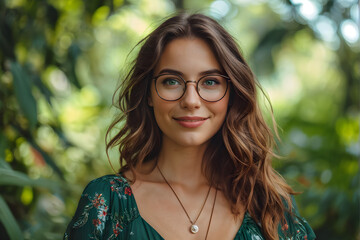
[163,79,180,85]
[203,79,219,86]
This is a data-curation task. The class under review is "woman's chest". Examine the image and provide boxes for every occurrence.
[130,181,244,240]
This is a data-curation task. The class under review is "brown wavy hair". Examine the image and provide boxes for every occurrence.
[106,12,295,240]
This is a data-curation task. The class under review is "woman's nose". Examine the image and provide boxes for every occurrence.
[180,82,201,109]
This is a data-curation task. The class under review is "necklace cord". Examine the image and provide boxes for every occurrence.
[205,188,217,240]
[157,165,211,225]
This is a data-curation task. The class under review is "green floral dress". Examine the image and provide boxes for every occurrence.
[64,174,316,240]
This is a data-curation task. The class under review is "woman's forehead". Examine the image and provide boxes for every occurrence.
[154,37,222,76]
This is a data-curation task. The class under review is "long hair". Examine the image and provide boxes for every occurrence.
[106,13,295,240]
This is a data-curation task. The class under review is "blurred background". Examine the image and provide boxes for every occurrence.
[0,0,359,239]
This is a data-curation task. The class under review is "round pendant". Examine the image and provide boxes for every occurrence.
[190,224,199,234]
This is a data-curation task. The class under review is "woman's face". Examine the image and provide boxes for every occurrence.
[149,37,230,148]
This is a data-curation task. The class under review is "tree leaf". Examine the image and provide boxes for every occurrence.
[10,123,64,179]
[0,195,24,240]
[10,61,38,129]
[65,43,82,89]
[32,75,53,106]
[0,131,11,169]
[0,168,59,189]
[250,27,300,77]
[29,142,64,179]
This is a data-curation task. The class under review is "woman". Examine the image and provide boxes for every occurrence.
[64,13,316,240]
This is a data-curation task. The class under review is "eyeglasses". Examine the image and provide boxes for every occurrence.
[153,73,230,102]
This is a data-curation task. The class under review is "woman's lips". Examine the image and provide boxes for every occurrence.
[173,116,208,128]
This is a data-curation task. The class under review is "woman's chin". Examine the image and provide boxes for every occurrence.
[162,134,211,149]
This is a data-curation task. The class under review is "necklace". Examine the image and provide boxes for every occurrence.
[205,188,217,240]
[157,165,211,234]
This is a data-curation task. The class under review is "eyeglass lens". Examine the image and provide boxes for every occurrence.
[155,74,228,102]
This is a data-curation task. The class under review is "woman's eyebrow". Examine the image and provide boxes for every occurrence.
[199,69,224,75]
[157,68,224,76]
[158,69,183,76]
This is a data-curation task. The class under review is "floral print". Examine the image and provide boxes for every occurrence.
[124,186,132,196]
[64,175,316,240]
[280,215,314,240]
[64,175,139,239]
[67,192,108,239]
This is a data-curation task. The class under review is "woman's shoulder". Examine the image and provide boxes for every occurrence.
[64,174,139,239]
[79,174,137,214]
[83,173,134,193]
[86,174,130,188]
[235,196,316,240]
[79,174,132,202]
[279,196,316,239]
[235,212,264,239]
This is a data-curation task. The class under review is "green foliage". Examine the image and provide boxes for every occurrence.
[10,62,38,129]
[0,0,359,239]
[0,195,24,240]
[0,168,59,188]
[244,1,360,239]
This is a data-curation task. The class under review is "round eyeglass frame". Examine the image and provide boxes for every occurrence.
[153,73,231,102]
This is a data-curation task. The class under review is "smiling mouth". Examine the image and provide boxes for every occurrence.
[173,117,209,121]
[173,116,209,128]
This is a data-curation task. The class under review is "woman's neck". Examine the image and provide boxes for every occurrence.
[156,138,209,189]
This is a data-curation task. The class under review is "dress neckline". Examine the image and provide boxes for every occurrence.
[117,173,249,240]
